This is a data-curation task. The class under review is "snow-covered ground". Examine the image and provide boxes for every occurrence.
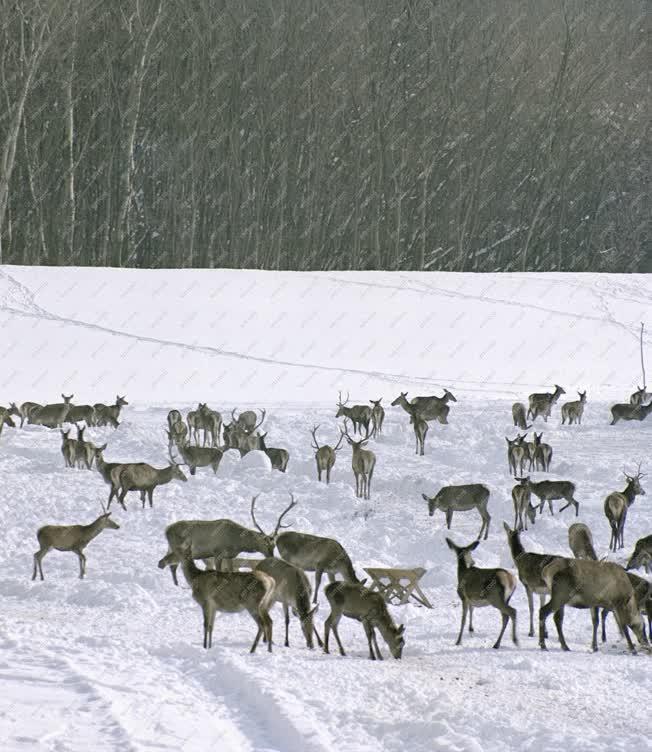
[1,267,651,752]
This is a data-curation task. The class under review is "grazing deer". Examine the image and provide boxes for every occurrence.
[231,408,266,434]
[258,433,289,472]
[159,494,297,585]
[369,399,385,436]
[561,391,586,425]
[422,484,491,540]
[527,385,565,422]
[67,403,96,425]
[335,392,372,434]
[604,467,645,551]
[539,558,650,653]
[111,460,187,510]
[254,557,322,648]
[529,479,579,516]
[627,535,652,574]
[503,522,564,638]
[601,572,652,644]
[16,401,41,427]
[532,432,552,472]
[276,530,364,603]
[168,434,222,475]
[93,396,128,428]
[446,537,518,649]
[610,400,652,424]
[568,523,598,561]
[512,402,531,430]
[512,477,537,531]
[343,421,376,499]
[630,386,650,406]
[391,389,456,425]
[506,435,527,476]
[29,394,74,428]
[310,425,344,484]
[324,581,405,660]
[178,550,274,652]
[32,507,119,580]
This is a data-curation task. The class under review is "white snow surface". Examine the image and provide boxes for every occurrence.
[0,266,651,751]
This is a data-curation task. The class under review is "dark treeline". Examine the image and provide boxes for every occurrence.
[0,0,647,271]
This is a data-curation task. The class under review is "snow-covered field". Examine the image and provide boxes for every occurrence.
[1,267,651,752]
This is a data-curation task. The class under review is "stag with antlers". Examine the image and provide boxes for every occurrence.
[342,421,376,500]
[310,425,345,484]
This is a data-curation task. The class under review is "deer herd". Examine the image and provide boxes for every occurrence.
[2,380,650,660]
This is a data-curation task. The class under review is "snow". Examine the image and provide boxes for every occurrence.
[0,266,651,752]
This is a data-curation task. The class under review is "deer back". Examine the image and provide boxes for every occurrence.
[434,484,489,511]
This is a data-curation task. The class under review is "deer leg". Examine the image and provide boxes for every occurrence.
[326,466,331,484]
[553,606,570,651]
[148,488,154,508]
[591,607,600,651]
[468,606,474,633]
[170,564,179,587]
[32,548,48,581]
[370,628,384,660]
[525,586,534,637]
[326,615,346,656]
[446,509,453,529]
[613,611,637,654]
[316,462,321,482]
[455,599,468,646]
[313,570,324,603]
[77,551,86,579]
[539,597,557,650]
[493,611,510,649]
[363,621,377,660]
[283,603,290,647]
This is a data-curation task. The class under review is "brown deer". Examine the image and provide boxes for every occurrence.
[111,460,187,510]
[67,403,96,425]
[258,433,289,472]
[369,399,385,436]
[529,479,579,517]
[527,385,565,422]
[511,403,531,430]
[15,401,41,427]
[568,523,598,560]
[531,432,553,472]
[627,535,652,574]
[32,507,119,580]
[168,434,222,475]
[422,484,491,540]
[29,394,74,428]
[630,386,650,406]
[561,391,587,425]
[601,572,652,644]
[199,404,222,447]
[604,467,645,550]
[511,477,537,531]
[93,396,128,428]
[506,435,527,476]
[323,581,405,660]
[335,392,372,434]
[231,408,266,434]
[60,428,75,468]
[446,537,518,649]
[610,400,652,424]
[343,421,376,499]
[310,425,344,484]
[391,389,456,425]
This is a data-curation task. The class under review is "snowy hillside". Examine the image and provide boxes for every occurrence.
[1,267,651,752]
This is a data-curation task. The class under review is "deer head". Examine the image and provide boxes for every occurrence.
[391,391,408,407]
[250,493,297,555]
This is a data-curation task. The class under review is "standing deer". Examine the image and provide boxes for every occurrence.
[91,444,121,505]
[529,479,579,516]
[601,572,652,644]
[503,522,562,637]
[199,404,222,447]
[276,530,365,603]
[159,494,297,584]
[446,537,518,649]
[32,507,119,580]
[561,391,587,425]
[539,558,650,653]
[166,418,188,449]
[93,396,128,428]
[60,428,75,468]
[310,425,344,484]
[532,432,553,472]
[258,433,289,472]
[335,392,372,434]
[391,389,456,425]
[401,401,430,455]
[15,401,41,427]
[168,434,222,475]
[568,523,598,560]
[71,424,94,469]
[630,386,650,405]
[512,477,537,531]
[527,385,565,422]
[604,467,645,551]
[231,408,266,434]
[369,399,385,436]
[178,549,275,653]
[511,403,531,430]
[610,400,652,424]
[29,394,74,428]
[506,435,527,476]
[627,535,652,574]
[422,484,491,540]
[111,460,187,510]
[167,409,183,430]
[323,581,405,660]
[66,403,96,425]
[343,421,376,499]
[254,557,322,648]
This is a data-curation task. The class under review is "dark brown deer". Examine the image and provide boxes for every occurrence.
[422,484,491,540]
[335,392,372,434]
[343,421,376,499]
[529,479,579,517]
[527,385,565,422]
[258,433,289,472]
[561,391,587,425]
[111,460,187,509]
[627,535,652,574]
[310,425,344,484]
[604,467,645,550]
[369,399,385,436]
[512,403,531,430]
[93,396,128,428]
[610,400,652,425]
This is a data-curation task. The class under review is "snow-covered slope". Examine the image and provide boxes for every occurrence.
[0,267,651,752]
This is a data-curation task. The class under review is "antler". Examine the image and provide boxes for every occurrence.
[250,495,265,533]
[337,390,350,407]
[253,409,266,432]
[333,426,346,451]
[341,419,352,439]
[310,424,321,450]
[99,498,107,514]
[168,442,186,466]
[273,493,297,537]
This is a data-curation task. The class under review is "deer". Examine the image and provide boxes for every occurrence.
[29,394,74,428]
[503,522,563,638]
[630,386,650,406]
[323,581,405,660]
[600,572,652,644]
[199,404,222,447]
[610,400,652,424]
[0,407,16,438]
[187,403,209,445]
[231,408,266,434]
[391,389,456,425]
[422,484,491,540]
[561,391,587,425]
[527,385,565,422]
[342,421,376,499]
[93,395,128,428]
[167,409,183,429]
[110,459,187,510]
[168,433,222,475]
[446,537,518,649]
[511,402,531,430]
[627,535,652,574]
[166,417,188,449]
[60,428,75,468]
[258,433,289,472]
[568,523,598,561]
[91,444,123,505]
[310,424,344,484]
[14,401,41,427]
[531,432,552,472]
[66,403,96,425]
[539,557,650,653]
[335,392,372,434]
[604,467,645,551]
[32,505,119,580]
[253,557,322,648]
[400,401,430,455]
[369,399,385,436]
[512,477,537,531]
[159,494,297,585]
[506,435,527,476]
[71,424,94,469]
[275,529,365,603]
[529,479,579,516]
[178,548,275,653]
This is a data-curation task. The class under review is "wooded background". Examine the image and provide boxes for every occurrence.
[0,0,648,271]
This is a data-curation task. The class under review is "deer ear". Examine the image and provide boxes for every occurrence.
[421,493,430,502]
[469,540,480,551]
[445,537,455,550]
[503,521,512,533]
[397,624,405,634]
